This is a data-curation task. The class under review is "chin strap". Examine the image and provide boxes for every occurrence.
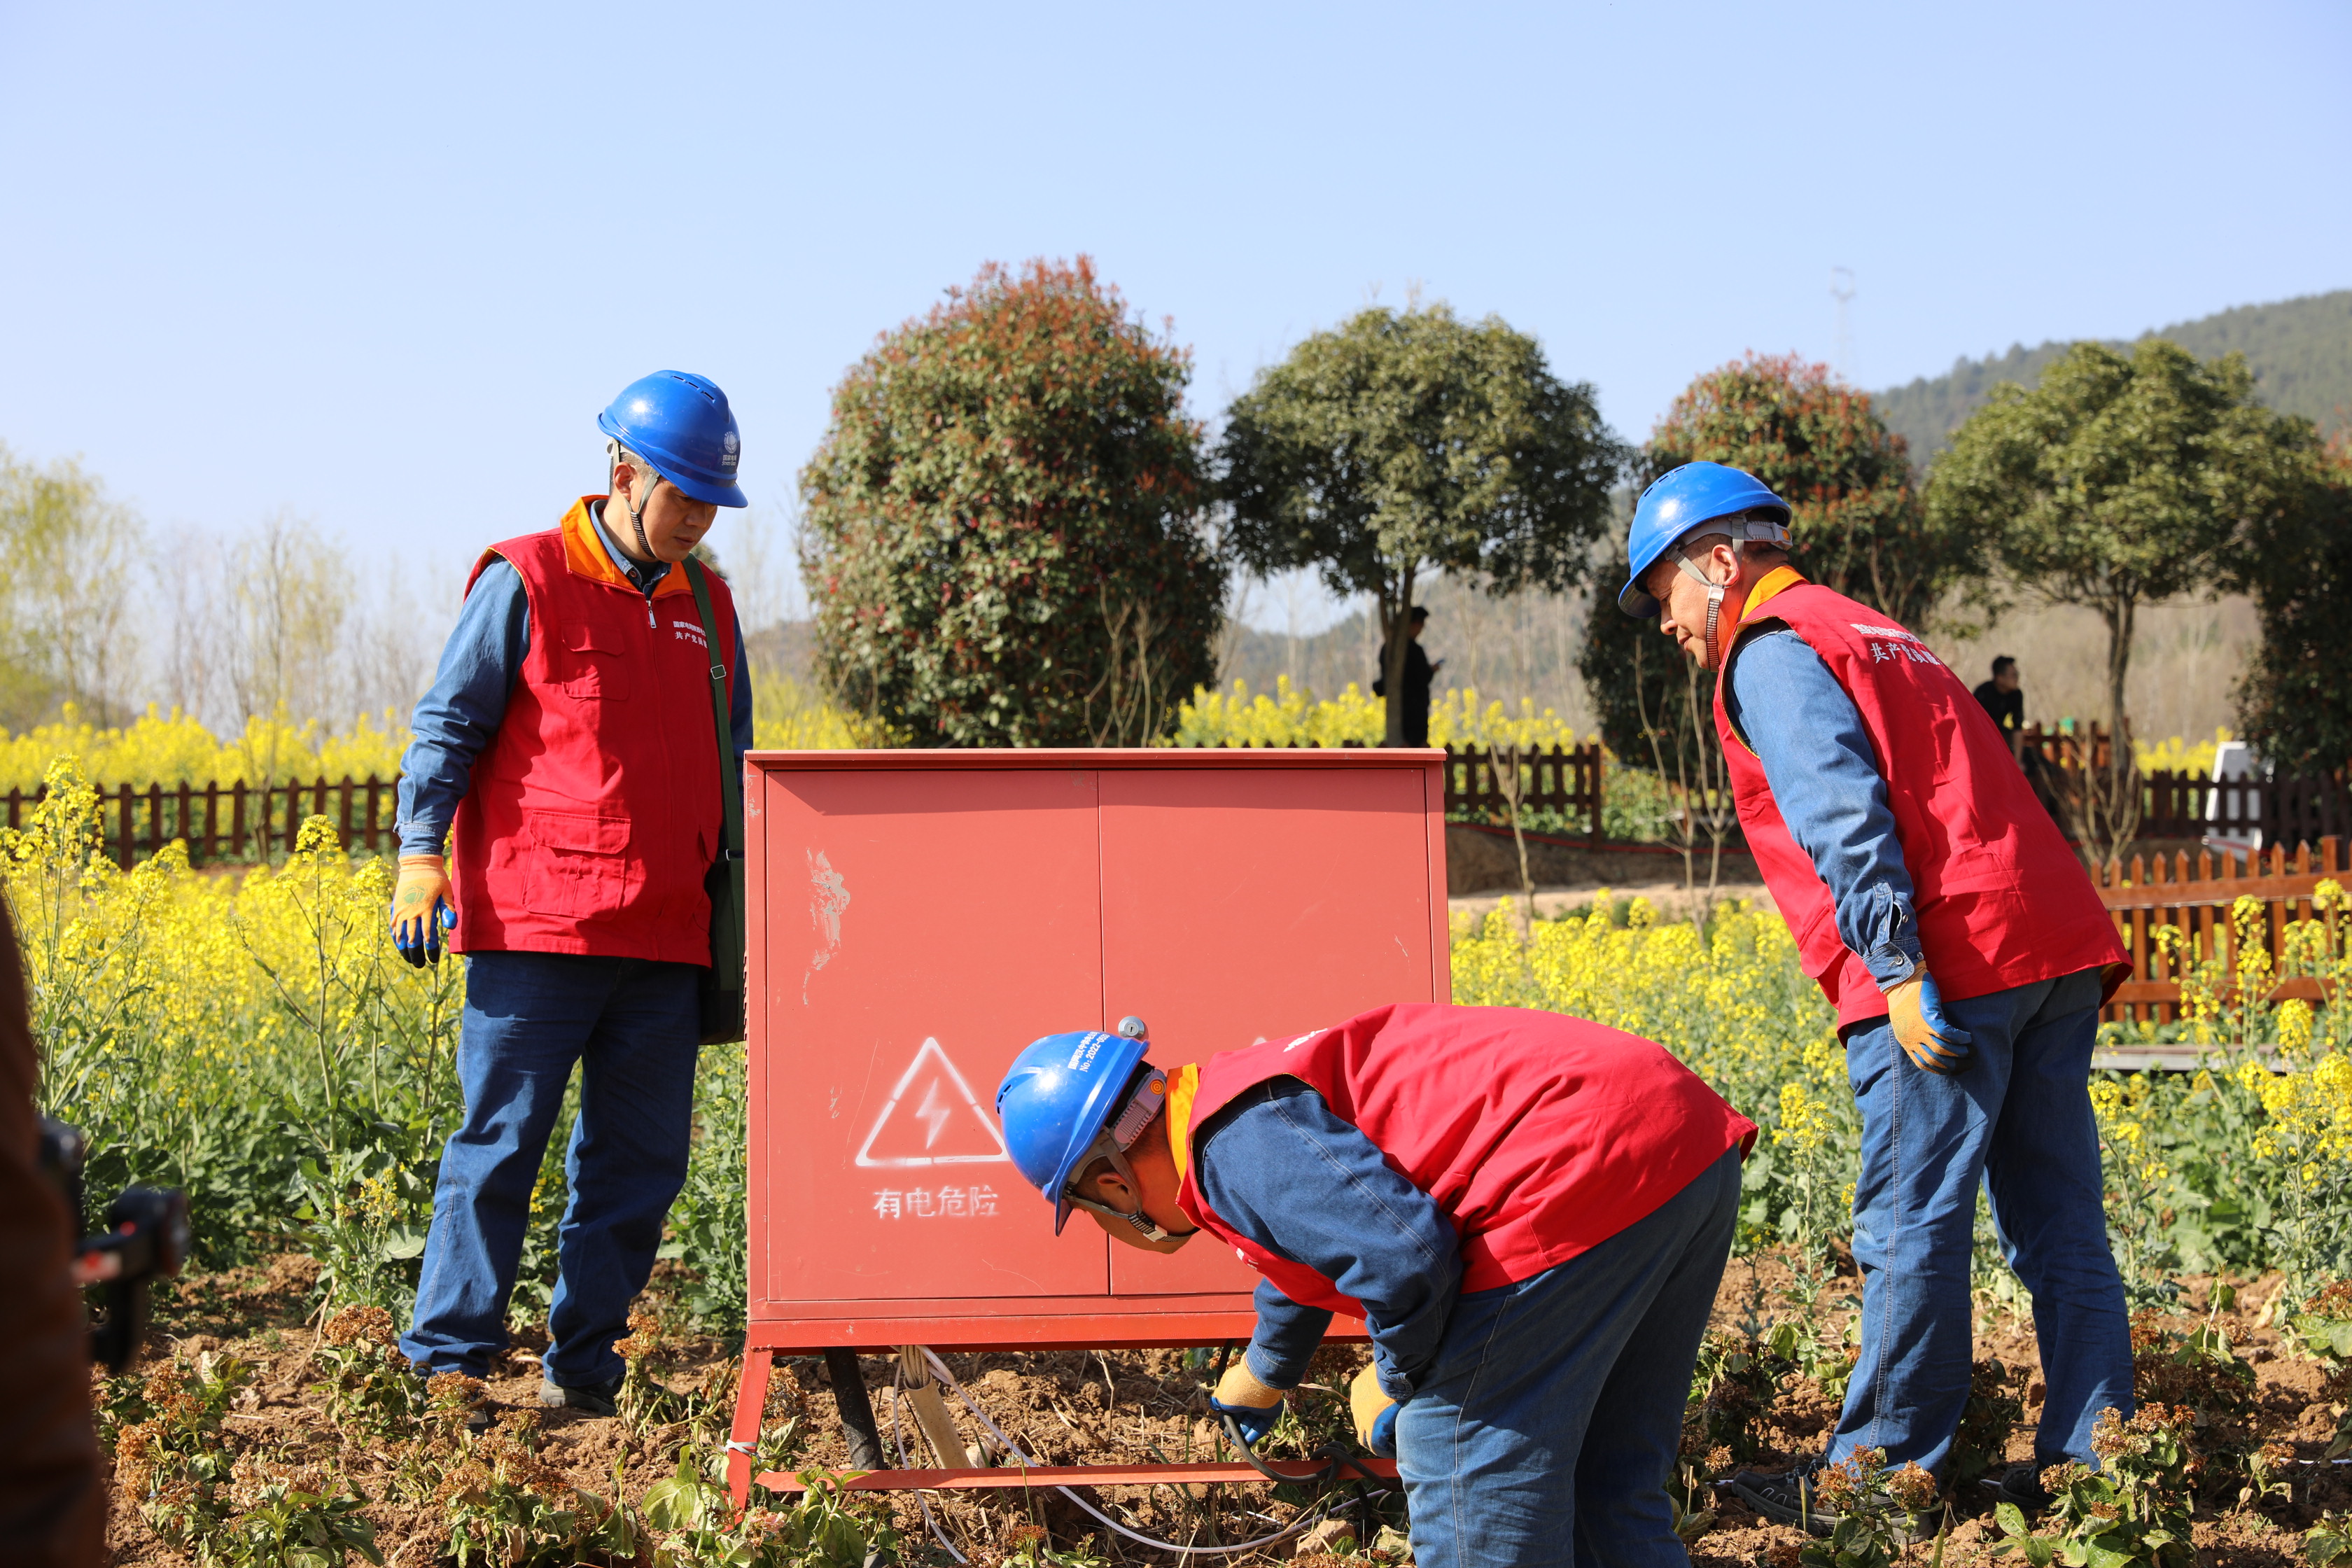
[608,440,663,560]
[1065,1065,1186,1242]
[1675,554,1729,666]
[1672,513,1791,670]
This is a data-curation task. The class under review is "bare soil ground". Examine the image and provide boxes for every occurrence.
[103,1254,2348,1566]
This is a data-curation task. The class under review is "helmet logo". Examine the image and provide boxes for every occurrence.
[721,428,740,470]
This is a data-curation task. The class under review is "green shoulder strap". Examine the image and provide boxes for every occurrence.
[683,558,746,992]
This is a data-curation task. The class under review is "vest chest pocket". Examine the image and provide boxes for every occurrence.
[552,625,631,701]
[522,810,636,920]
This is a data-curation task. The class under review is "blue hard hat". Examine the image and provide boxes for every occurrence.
[596,370,748,507]
[1617,461,1791,619]
[996,1030,1149,1234]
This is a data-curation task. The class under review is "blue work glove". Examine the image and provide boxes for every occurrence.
[1350,1363,1400,1457]
[391,855,458,967]
[1210,1359,1286,1448]
[1887,971,1972,1074]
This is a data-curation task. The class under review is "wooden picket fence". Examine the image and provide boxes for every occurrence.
[2095,835,2346,1026]
[1440,743,1604,844]
[2,776,404,869]
[2018,723,2352,845]
[1204,740,1607,841]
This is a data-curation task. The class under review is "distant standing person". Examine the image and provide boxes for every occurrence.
[1974,655,2027,763]
[1373,606,1441,746]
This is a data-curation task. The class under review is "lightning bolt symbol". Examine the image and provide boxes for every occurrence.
[916,1078,952,1150]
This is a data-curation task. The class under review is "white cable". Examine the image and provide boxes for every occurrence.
[889,1378,970,1565]
[916,1345,1381,1558]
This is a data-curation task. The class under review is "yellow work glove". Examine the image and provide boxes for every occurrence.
[1887,971,1973,1074]
[391,855,457,967]
[1350,1362,1399,1456]
[1210,1359,1286,1446]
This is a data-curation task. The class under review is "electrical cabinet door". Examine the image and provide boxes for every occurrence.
[752,765,1110,1306]
[1096,764,1448,1296]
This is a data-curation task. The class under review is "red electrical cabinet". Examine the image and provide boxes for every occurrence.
[730,748,1449,1495]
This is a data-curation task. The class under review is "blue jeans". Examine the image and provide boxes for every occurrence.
[1395,1145,1740,1568]
[1831,969,2132,1475]
[402,951,701,1388]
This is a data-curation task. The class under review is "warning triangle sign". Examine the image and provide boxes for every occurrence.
[854,1037,1011,1168]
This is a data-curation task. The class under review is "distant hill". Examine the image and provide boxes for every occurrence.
[1873,289,2352,470]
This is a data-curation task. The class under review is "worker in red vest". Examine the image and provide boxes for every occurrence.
[1617,462,2132,1528]
[996,1004,1758,1568]
[388,372,752,1420]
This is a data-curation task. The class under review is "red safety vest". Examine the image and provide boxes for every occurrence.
[449,497,738,965]
[1168,1004,1756,1315]
[1713,570,2125,1026]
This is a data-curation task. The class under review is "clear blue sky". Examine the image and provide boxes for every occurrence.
[4,0,2346,620]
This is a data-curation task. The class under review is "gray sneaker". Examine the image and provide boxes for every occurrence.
[540,1374,623,1417]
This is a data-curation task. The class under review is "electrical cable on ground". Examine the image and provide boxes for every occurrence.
[916,1346,1387,1558]
[888,1378,969,1565]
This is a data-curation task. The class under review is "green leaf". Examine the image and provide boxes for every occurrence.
[1996,1503,2031,1540]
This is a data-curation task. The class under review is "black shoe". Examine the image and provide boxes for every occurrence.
[1726,1459,1839,1537]
[1987,1461,2053,1513]
[412,1364,498,1432]
[540,1373,622,1417]
[1725,1459,1923,1544]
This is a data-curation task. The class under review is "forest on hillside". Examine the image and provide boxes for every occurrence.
[1875,289,2352,465]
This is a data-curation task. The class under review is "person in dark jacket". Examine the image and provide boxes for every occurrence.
[1372,606,1441,746]
[1973,656,2026,762]
[0,893,106,1567]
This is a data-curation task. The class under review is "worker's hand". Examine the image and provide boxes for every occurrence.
[1888,972,1973,1074]
[1350,1363,1399,1457]
[1210,1359,1287,1448]
[391,855,458,967]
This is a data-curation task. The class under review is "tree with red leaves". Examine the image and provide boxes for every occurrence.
[1580,356,1984,899]
[1648,352,1961,630]
[799,258,1223,746]
[1583,354,1980,764]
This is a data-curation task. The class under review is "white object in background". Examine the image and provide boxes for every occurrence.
[2204,741,2263,858]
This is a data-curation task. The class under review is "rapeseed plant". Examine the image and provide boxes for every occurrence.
[8,737,2351,1393]
[0,704,408,792]
[1166,677,1590,750]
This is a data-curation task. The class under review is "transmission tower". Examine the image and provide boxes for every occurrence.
[1830,266,1856,382]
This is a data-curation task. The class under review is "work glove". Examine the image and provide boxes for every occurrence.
[1350,1362,1399,1457]
[1887,971,1972,1074]
[391,855,458,967]
[1210,1359,1287,1448]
